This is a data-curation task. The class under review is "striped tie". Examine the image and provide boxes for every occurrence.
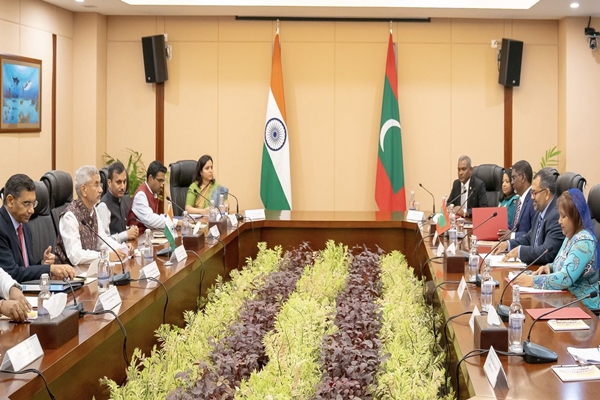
[534,215,543,247]
[513,198,522,226]
[17,224,28,267]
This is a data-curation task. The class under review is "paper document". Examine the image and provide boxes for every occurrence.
[567,347,600,364]
[548,319,590,331]
[487,254,526,268]
[552,365,600,382]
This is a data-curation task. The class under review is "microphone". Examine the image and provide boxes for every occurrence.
[457,190,475,216]
[81,219,130,285]
[192,188,212,209]
[447,188,467,208]
[226,191,244,221]
[63,277,84,317]
[523,290,598,363]
[419,183,436,219]
[165,196,197,223]
[495,247,551,321]
[474,222,520,286]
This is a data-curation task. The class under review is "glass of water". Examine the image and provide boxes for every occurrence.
[480,281,494,312]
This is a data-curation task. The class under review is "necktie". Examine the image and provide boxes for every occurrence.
[534,215,543,247]
[17,224,28,267]
[513,198,522,226]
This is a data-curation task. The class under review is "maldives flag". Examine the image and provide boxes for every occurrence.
[260,32,292,210]
[375,33,406,212]
[437,197,450,236]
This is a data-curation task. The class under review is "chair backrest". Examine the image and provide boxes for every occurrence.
[472,164,503,206]
[41,170,73,235]
[587,184,600,241]
[28,181,56,263]
[169,160,197,216]
[556,171,586,195]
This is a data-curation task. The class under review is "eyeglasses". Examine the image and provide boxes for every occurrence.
[19,200,38,209]
[85,182,102,189]
[531,188,548,198]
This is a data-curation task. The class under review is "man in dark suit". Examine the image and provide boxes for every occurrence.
[0,174,74,282]
[493,168,564,265]
[498,160,536,239]
[448,155,488,217]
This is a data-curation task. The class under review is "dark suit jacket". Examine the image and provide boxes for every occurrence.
[0,206,51,282]
[514,189,535,238]
[508,196,564,265]
[448,176,488,217]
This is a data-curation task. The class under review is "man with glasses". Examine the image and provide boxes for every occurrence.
[0,174,74,281]
[497,160,536,239]
[127,160,168,235]
[493,168,564,265]
[55,166,128,265]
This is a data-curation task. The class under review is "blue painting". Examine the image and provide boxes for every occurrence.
[1,55,41,132]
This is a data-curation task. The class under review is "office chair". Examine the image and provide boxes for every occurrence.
[41,170,73,235]
[556,172,586,196]
[169,160,197,216]
[472,164,503,206]
[27,181,56,263]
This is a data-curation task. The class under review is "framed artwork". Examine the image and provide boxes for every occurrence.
[0,54,42,133]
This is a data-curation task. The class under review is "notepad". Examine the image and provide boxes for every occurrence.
[548,319,590,331]
[552,365,600,382]
[526,307,592,320]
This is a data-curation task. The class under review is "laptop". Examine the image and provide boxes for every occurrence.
[471,207,508,241]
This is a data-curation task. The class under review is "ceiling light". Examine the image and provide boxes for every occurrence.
[570,2,579,8]
[76,0,84,3]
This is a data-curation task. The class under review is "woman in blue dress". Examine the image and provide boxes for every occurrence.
[514,189,599,310]
[498,168,519,229]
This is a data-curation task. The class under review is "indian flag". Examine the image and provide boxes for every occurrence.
[260,32,292,210]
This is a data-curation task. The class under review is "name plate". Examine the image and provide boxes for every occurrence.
[457,276,471,300]
[0,334,44,371]
[470,305,481,334]
[87,258,99,277]
[228,214,238,228]
[192,221,205,236]
[139,261,160,280]
[208,225,220,239]
[484,346,509,389]
[173,244,187,263]
[406,210,425,222]
[93,285,122,312]
[245,208,265,220]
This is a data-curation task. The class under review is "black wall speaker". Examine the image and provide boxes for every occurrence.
[498,38,523,87]
[141,35,168,83]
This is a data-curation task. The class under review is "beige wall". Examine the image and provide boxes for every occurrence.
[106,16,561,212]
[4,3,598,212]
[0,0,73,185]
[560,17,600,193]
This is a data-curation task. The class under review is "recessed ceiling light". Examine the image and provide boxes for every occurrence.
[76,0,84,3]
[570,2,579,8]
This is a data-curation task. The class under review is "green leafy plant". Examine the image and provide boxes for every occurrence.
[103,148,147,197]
[539,146,561,170]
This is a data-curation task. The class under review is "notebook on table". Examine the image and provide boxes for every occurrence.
[21,279,85,293]
[471,207,508,241]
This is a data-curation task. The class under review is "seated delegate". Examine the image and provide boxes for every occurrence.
[499,168,519,230]
[513,189,600,310]
[185,155,228,215]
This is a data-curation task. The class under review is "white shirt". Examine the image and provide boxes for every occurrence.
[461,178,471,209]
[95,202,129,244]
[0,267,18,299]
[59,208,122,265]
[131,182,166,230]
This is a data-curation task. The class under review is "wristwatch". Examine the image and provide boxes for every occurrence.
[11,283,22,291]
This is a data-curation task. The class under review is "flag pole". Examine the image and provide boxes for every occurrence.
[389,20,392,34]
[277,19,280,35]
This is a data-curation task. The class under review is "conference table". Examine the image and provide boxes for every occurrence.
[0,211,421,400]
[1,211,598,399]
[425,229,600,399]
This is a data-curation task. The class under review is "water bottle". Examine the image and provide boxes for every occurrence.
[209,199,218,222]
[98,246,110,293]
[37,273,51,316]
[448,212,458,252]
[181,211,190,236]
[480,259,493,311]
[218,194,228,216]
[143,229,154,262]
[508,285,525,353]
[409,191,416,210]
[466,235,479,283]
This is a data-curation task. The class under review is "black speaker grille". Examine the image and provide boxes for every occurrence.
[498,38,523,87]
[141,35,168,83]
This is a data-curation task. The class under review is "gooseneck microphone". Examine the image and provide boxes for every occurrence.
[457,190,475,216]
[419,183,436,219]
[81,219,130,284]
[475,222,520,287]
[192,188,212,210]
[63,277,84,317]
[523,290,598,363]
[447,188,467,208]
[165,196,198,222]
[227,191,244,221]
[495,247,551,321]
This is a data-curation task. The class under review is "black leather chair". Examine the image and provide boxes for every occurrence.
[41,170,73,235]
[556,172,586,196]
[472,164,503,206]
[27,181,56,263]
[169,160,197,216]
[587,184,600,241]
